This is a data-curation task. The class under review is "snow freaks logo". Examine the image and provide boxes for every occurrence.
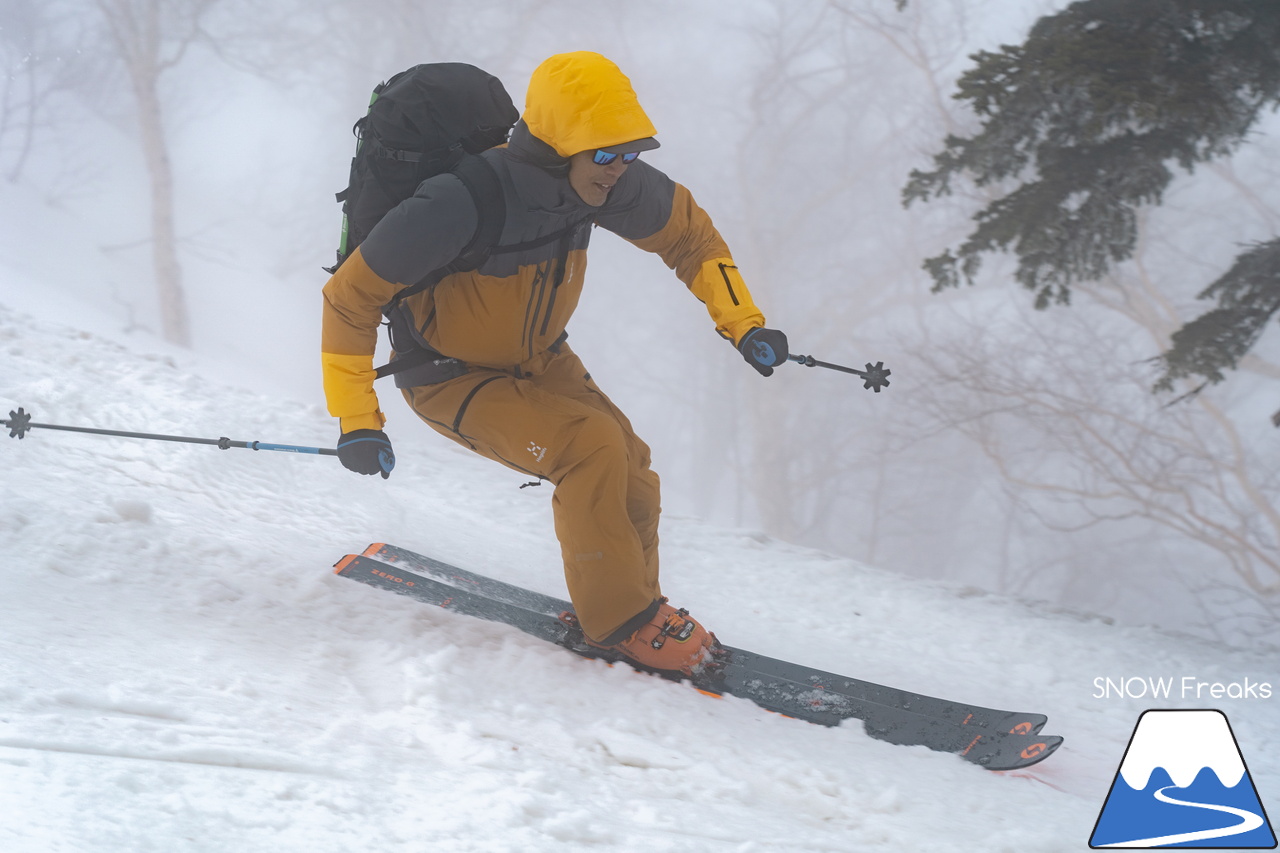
[1089,710,1277,849]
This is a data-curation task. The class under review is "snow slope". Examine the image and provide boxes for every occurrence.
[1,302,1276,853]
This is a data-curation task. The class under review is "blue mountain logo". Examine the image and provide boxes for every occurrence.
[1090,709,1276,848]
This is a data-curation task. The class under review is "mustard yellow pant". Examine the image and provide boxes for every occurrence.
[402,345,661,642]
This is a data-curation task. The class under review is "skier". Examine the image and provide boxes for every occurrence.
[321,51,789,675]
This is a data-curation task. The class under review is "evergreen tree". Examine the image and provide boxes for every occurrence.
[903,0,1280,390]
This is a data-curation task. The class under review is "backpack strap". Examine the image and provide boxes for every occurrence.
[389,154,507,306]
[373,155,594,380]
[442,154,507,272]
[372,155,506,379]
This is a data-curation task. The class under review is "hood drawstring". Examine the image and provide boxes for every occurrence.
[507,121,570,177]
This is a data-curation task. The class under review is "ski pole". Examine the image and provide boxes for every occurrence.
[3,407,337,456]
[788,354,891,392]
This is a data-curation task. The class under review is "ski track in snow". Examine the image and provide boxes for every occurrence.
[0,303,1276,852]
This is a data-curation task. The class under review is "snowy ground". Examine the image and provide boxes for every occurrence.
[1,301,1276,852]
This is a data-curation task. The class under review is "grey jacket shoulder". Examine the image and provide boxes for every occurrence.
[359,172,479,286]
[594,160,676,242]
[358,153,678,285]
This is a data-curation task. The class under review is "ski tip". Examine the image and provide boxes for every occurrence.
[1021,734,1062,764]
[361,543,387,558]
[962,729,1064,771]
[333,554,360,575]
[992,735,1063,771]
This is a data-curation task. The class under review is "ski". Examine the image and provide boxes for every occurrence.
[362,542,1048,736]
[334,551,1062,771]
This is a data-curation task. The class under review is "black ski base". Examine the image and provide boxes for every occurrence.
[334,546,1062,771]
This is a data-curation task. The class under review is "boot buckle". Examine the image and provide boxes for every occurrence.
[651,608,697,649]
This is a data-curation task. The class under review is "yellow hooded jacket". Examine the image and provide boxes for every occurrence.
[321,52,766,431]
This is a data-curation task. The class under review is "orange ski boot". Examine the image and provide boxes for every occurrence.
[582,600,721,677]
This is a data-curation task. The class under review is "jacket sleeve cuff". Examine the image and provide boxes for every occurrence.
[322,351,383,426]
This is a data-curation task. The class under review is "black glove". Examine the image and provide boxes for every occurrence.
[738,327,789,377]
[336,429,395,479]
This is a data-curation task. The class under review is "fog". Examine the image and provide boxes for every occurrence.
[3,0,1277,648]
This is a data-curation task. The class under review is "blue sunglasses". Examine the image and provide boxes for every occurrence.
[591,149,641,166]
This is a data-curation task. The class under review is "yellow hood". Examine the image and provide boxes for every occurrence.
[523,52,657,158]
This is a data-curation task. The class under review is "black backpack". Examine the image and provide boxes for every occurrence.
[326,63,590,383]
[326,62,518,275]
[325,63,516,381]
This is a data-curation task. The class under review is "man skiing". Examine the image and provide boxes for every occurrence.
[321,51,788,675]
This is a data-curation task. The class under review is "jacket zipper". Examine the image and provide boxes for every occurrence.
[538,226,582,340]
[523,262,551,361]
[538,252,571,337]
[524,223,584,361]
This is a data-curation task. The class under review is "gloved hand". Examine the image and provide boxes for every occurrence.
[336,429,395,479]
[737,327,789,377]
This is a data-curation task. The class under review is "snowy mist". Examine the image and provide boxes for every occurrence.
[2,0,1277,648]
